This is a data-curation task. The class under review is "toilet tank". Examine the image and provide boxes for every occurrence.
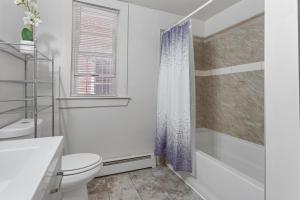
[0,118,43,140]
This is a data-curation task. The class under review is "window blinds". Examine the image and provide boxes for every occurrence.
[72,2,119,96]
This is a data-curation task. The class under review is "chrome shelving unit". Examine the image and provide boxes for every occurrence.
[0,36,55,138]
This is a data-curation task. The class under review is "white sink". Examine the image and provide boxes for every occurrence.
[0,146,39,192]
[0,137,63,200]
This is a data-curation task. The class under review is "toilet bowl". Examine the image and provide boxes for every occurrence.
[61,153,102,200]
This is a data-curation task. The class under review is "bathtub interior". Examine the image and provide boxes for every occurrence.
[195,128,265,184]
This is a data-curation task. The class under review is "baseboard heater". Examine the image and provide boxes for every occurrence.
[103,155,152,166]
[98,154,155,176]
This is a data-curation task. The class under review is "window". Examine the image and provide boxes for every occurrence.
[72,1,119,96]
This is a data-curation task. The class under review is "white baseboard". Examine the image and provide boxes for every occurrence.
[97,153,156,177]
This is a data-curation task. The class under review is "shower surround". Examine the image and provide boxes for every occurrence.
[194,14,264,145]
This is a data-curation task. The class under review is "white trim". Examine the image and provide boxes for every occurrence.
[265,0,300,198]
[195,61,264,77]
[57,97,131,108]
[57,96,131,100]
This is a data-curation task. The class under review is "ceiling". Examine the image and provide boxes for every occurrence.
[119,0,241,20]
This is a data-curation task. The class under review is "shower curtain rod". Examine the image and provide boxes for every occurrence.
[163,0,214,33]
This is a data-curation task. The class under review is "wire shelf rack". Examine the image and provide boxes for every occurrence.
[0,36,55,138]
[0,40,52,62]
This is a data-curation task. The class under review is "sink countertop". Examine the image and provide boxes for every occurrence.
[0,136,63,200]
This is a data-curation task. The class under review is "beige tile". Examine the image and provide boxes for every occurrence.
[129,167,203,200]
[169,191,203,200]
[88,193,110,200]
[87,177,110,200]
[88,167,202,200]
[106,173,141,200]
[196,71,264,145]
[194,14,264,145]
[193,36,205,71]
[202,15,264,70]
[109,189,141,200]
[129,169,170,200]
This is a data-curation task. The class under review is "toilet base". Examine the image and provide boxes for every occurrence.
[62,185,88,200]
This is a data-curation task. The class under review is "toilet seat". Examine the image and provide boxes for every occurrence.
[61,153,102,194]
[62,153,102,176]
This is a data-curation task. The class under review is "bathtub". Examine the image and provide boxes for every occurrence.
[169,128,265,200]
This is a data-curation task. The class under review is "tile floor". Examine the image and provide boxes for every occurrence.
[88,167,203,200]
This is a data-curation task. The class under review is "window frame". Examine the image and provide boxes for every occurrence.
[61,0,129,107]
[71,1,120,97]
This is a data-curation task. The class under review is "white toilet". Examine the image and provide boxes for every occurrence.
[61,153,102,200]
[0,118,102,200]
[0,118,43,140]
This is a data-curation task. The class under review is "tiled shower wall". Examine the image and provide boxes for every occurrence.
[194,14,264,145]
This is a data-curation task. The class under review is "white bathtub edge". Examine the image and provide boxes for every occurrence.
[196,128,265,183]
[197,128,265,151]
[197,150,264,190]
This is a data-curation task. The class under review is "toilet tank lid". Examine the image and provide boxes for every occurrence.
[62,153,102,172]
[0,118,43,139]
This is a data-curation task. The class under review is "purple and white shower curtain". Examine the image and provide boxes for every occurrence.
[155,20,193,172]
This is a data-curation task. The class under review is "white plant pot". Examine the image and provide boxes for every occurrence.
[19,40,34,55]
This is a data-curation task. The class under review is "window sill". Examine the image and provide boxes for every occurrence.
[57,97,131,108]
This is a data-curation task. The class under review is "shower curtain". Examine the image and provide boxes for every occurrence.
[155,20,194,172]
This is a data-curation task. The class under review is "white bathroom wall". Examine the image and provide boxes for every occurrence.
[204,0,264,37]
[0,1,24,42]
[265,0,300,199]
[32,0,204,162]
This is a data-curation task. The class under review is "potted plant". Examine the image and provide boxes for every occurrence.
[14,0,42,54]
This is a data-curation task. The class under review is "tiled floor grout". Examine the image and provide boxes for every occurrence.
[128,173,143,200]
[104,177,111,200]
